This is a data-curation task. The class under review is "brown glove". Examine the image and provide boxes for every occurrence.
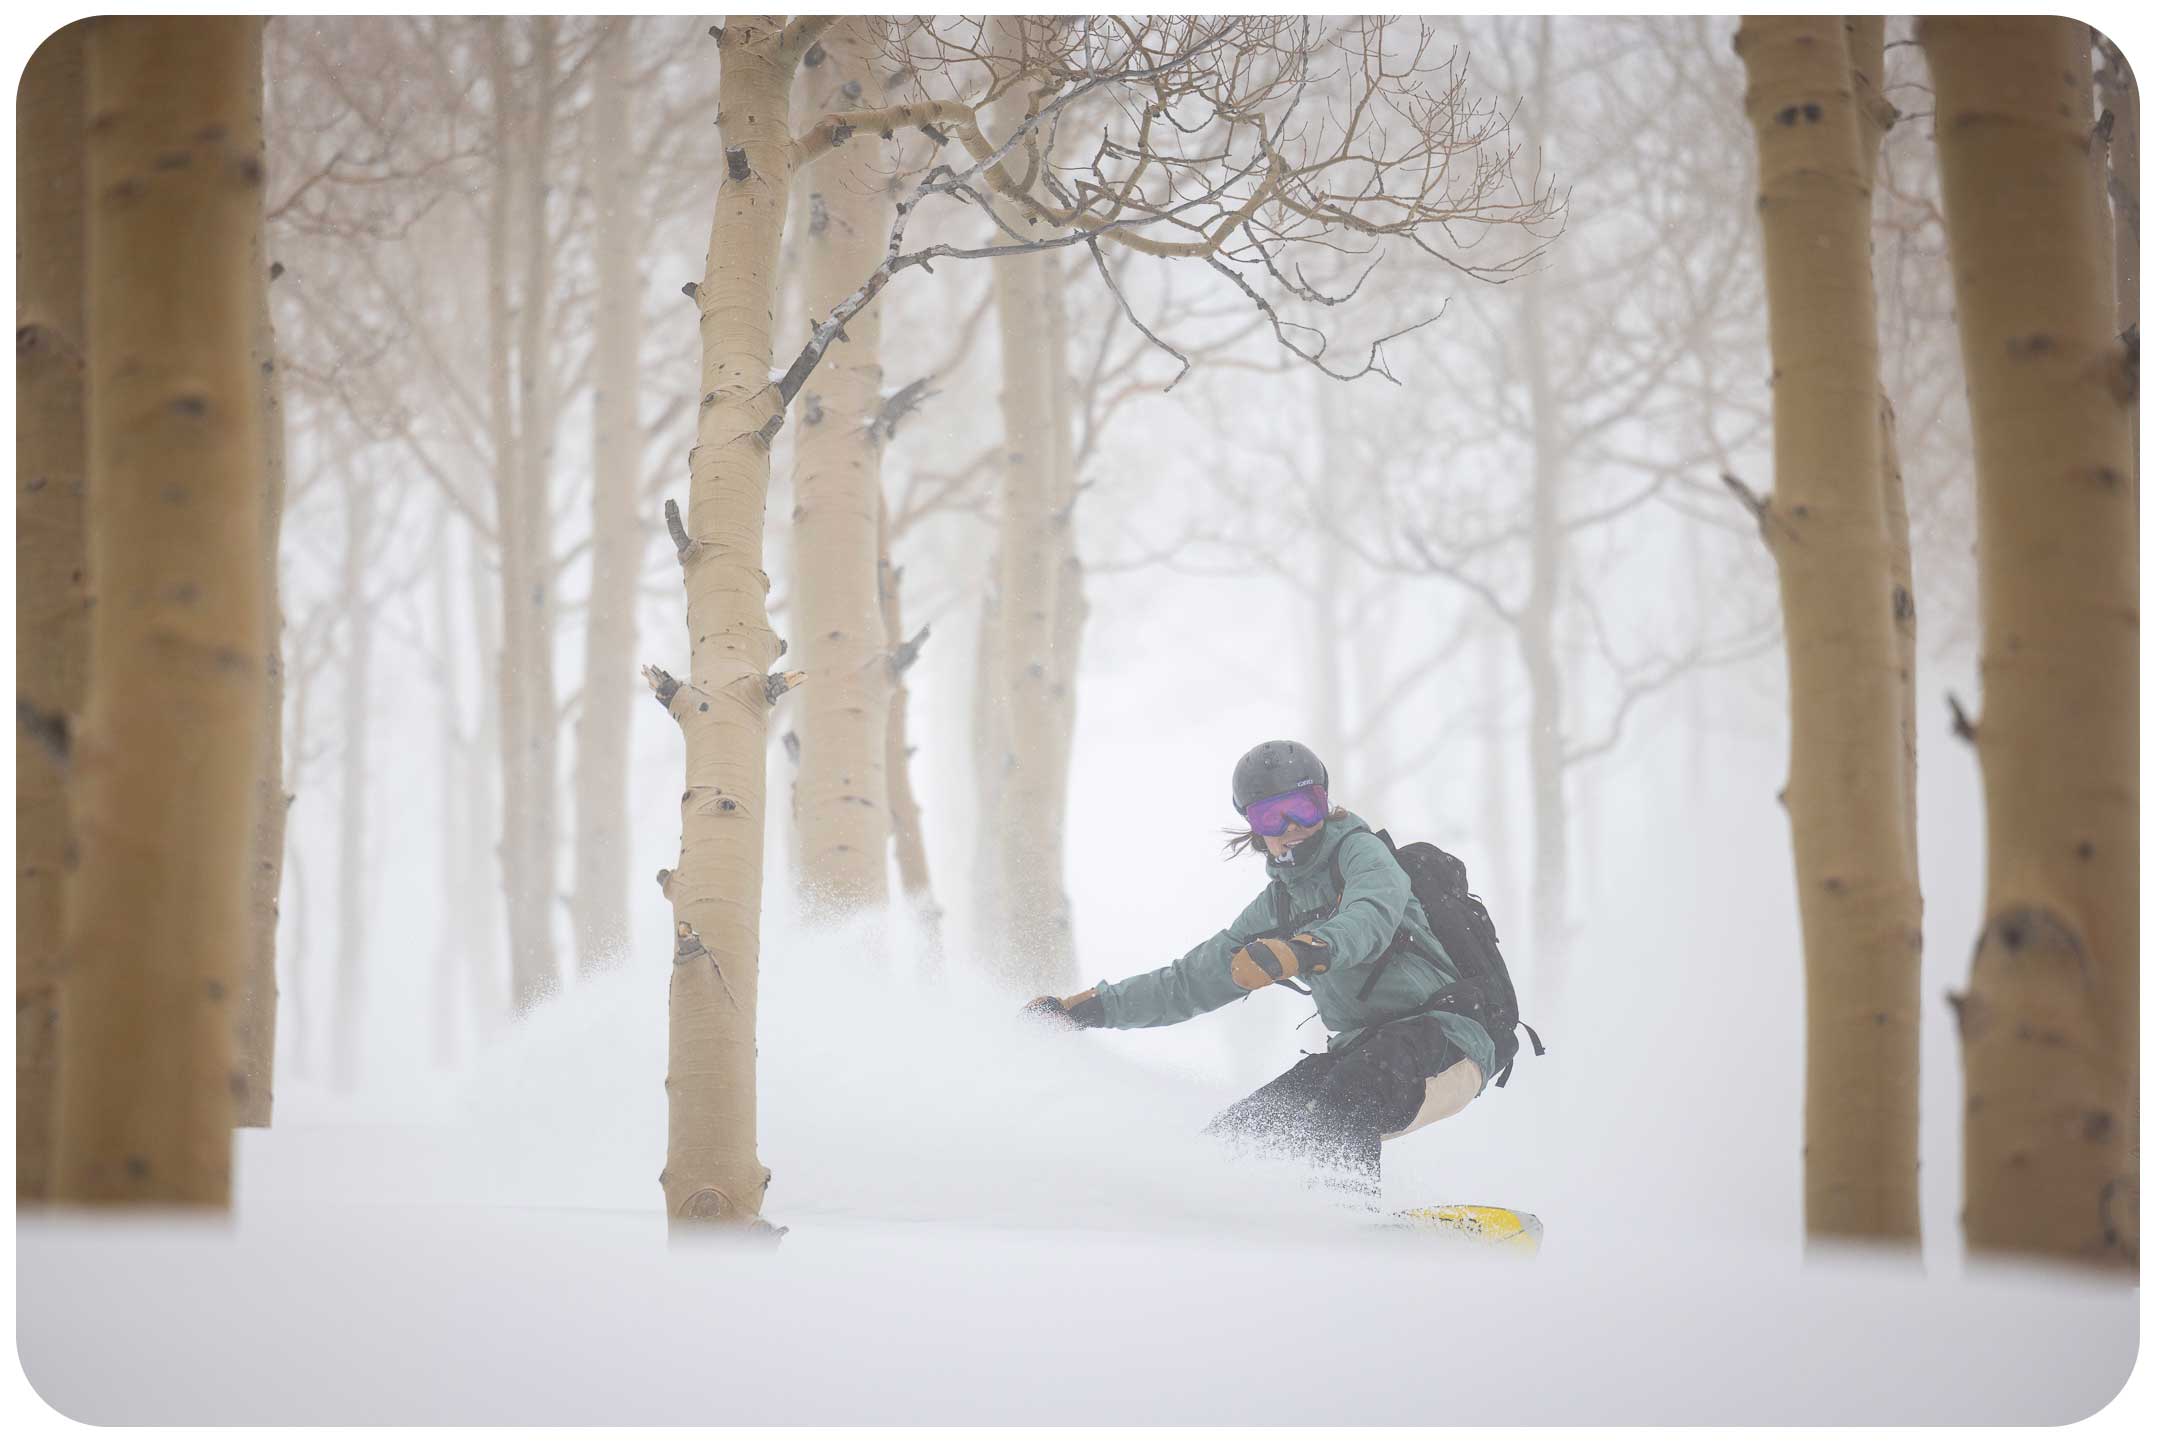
[1228,933,1330,990]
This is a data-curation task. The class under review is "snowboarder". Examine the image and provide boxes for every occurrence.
[1023,739,1500,1203]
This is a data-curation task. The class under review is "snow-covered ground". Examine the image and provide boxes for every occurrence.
[18,1200,2139,1426]
[17,915,2141,1425]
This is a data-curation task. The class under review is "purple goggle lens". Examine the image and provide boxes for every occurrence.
[1244,785,1329,838]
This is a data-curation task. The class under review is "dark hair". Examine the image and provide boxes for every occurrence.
[1219,805,1348,859]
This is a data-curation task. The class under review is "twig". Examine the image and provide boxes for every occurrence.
[869,376,938,442]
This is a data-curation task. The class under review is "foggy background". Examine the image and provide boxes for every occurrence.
[17,11,2140,1426]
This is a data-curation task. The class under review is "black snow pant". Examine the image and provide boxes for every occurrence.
[1202,1012,1466,1200]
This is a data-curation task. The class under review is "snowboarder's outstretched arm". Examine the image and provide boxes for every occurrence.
[1083,888,1282,1029]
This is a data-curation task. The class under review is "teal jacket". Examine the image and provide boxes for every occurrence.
[1091,812,1497,1081]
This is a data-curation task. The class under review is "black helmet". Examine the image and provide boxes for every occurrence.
[1231,740,1329,813]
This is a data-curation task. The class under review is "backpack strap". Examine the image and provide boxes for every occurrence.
[1357,948,1404,1002]
[1345,826,1417,1001]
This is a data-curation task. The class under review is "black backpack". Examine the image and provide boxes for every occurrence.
[1364,829,1545,1087]
[1265,826,1546,1086]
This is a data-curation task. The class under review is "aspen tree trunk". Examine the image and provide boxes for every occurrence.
[879,498,943,951]
[1512,18,1572,1003]
[1481,624,1521,920]
[1682,511,1710,797]
[970,578,1009,958]
[978,53,1074,992]
[790,17,896,914]
[489,19,560,1012]
[1850,16,1923,956]
[1737,14,1923,1242]
[432,519,463,1068]
[332,463,373,1091]
[1367,600,1412,821]
[2095,33,2138,485]
[1920,16,2139,1267]
[462,521,508,1040]
[284,643,317,1077]
[652,16,816,1231]
[285,841,311,1078]
[1516,268,1570,1003]
[1307,570,1348,775]
[2080,34,2117,322]
[1308,378,1350,775]
[514,16,563,1002]
[485,22,528,1011]
[16,20,90,1201]
[235,17,287,1126]
[572,16,642,976]
[986,249,1065,986]
[2095,35,2137,339]
[1878,395,1918,872]
[55,15,266,1204]
[1039,252,1085,964]
[2093,25,2140,1242]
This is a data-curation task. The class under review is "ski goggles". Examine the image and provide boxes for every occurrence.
[1243,785,1329,838]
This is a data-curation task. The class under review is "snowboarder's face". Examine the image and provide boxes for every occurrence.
[1263,818,1321,859]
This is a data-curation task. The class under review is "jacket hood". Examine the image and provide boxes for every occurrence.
[1262,810,1369,885]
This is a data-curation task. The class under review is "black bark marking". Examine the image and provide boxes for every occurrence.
[17,699,69,764]
[1947,693,1977,743]
[726,147,750,182]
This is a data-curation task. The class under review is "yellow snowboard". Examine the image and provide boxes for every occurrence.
[1390,1204,1543,1255]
